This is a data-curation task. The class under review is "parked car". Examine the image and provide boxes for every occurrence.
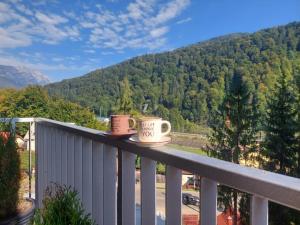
[182,193,200,206]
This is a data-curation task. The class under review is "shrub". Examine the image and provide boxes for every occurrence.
[31,184,94,225]
[0,122,20,219]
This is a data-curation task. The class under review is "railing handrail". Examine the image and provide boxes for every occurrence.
[2,117,300,211]
[0,117,35,123]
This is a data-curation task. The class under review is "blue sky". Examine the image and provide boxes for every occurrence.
[0,0,299,82]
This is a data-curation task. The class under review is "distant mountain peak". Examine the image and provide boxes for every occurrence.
[0,65,50,88]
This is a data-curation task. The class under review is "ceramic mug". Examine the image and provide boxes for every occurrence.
[138,117,171,142]
[110,115,136,135]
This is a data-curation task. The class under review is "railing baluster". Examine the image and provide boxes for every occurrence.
[103,145,117,225]
[61,131,67,185]
[74,135,83,200]
[36,123,43,207]
[67,133,75,187]
[55,129,62,183]
[141,157,156,225]
[46,126,52,189]
[50,127,55,183]
[251,195,268,225]
[121,151,136,225]
[82,138,93,215]
[92,142,104,225]
[201,177,217,225]
[43,125,48,190]
[166,165,182,225]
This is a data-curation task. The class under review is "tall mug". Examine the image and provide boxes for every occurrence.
[110,115,136,135]
[138,117,171,142]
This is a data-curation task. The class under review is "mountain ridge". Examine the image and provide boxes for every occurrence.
[0,65,50,88]
[46,22,300,131]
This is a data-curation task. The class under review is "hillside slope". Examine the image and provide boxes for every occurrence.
[46,22,300,130]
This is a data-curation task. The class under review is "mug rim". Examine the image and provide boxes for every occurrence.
[139,116,162,121]
[111,114,130,117]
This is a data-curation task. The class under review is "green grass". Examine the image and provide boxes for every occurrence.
[19,150,35,171]
[168,144,207,156]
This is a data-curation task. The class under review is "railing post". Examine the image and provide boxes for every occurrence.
[61,131,68,185]
[251,195,268,225]
[43,125,49,191]
[55,129,62,183]
[35,122,42,207]
[104,145,117,225]
[141,157,156,225]
[82,138,93,215]
[74,135,83,200]
[117,149,122,225]
[201,177,217,225]
[92,142,104,225]
[121,151,136,225]
[166,165,182,225]
[50,127,55,184]
[36,123,46,207]
[28,121,32,198]
[67,133,75,187]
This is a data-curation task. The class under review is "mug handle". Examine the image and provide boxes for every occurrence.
[129,118,136,129]
[161,120,171,136]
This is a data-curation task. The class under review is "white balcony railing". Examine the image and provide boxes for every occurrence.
[1,118,300,225]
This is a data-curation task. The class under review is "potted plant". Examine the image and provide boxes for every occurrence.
[0,122,35,224]
[31,184,95,225]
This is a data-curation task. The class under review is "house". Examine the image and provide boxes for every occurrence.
[16,135,26,149]
[24,123,35,151]
[217,209,240,225]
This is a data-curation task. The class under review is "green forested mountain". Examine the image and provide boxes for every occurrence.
[46,22,300,131]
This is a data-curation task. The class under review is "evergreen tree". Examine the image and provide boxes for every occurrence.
[262,69,299,224]
[262,72,297,175]
[115,76,134,114]
[209,68,260,225]
[293,66,300,178]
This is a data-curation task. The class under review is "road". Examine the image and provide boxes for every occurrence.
[135,182,200,225]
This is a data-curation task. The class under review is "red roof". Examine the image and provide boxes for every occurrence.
[217,209,241,225]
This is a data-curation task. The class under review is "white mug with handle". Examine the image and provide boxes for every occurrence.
[138,117,171,142]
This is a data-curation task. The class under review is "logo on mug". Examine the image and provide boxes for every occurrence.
[138,117,171,142]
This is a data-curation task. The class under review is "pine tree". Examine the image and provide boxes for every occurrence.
[115,76,134,114]
[294,68,300,178]
[262,69,299,224]
[262,72,297,175]
[209,68,260,225]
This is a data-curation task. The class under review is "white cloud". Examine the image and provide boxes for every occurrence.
[0,1,80,48]
[0,3,11,23]
[14,3,33,16]
[176,17,192,24]
[0,28,31,48]
[0,0,192,77]
[0,0,191,50]
[84,49,96,54]
[63,10,77,19]
[35,11,68,25]
[149,0,190,25]
[80,0,190,51]
[30,0,59,6]
[150,26,169,38]
[52,57,64,62]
